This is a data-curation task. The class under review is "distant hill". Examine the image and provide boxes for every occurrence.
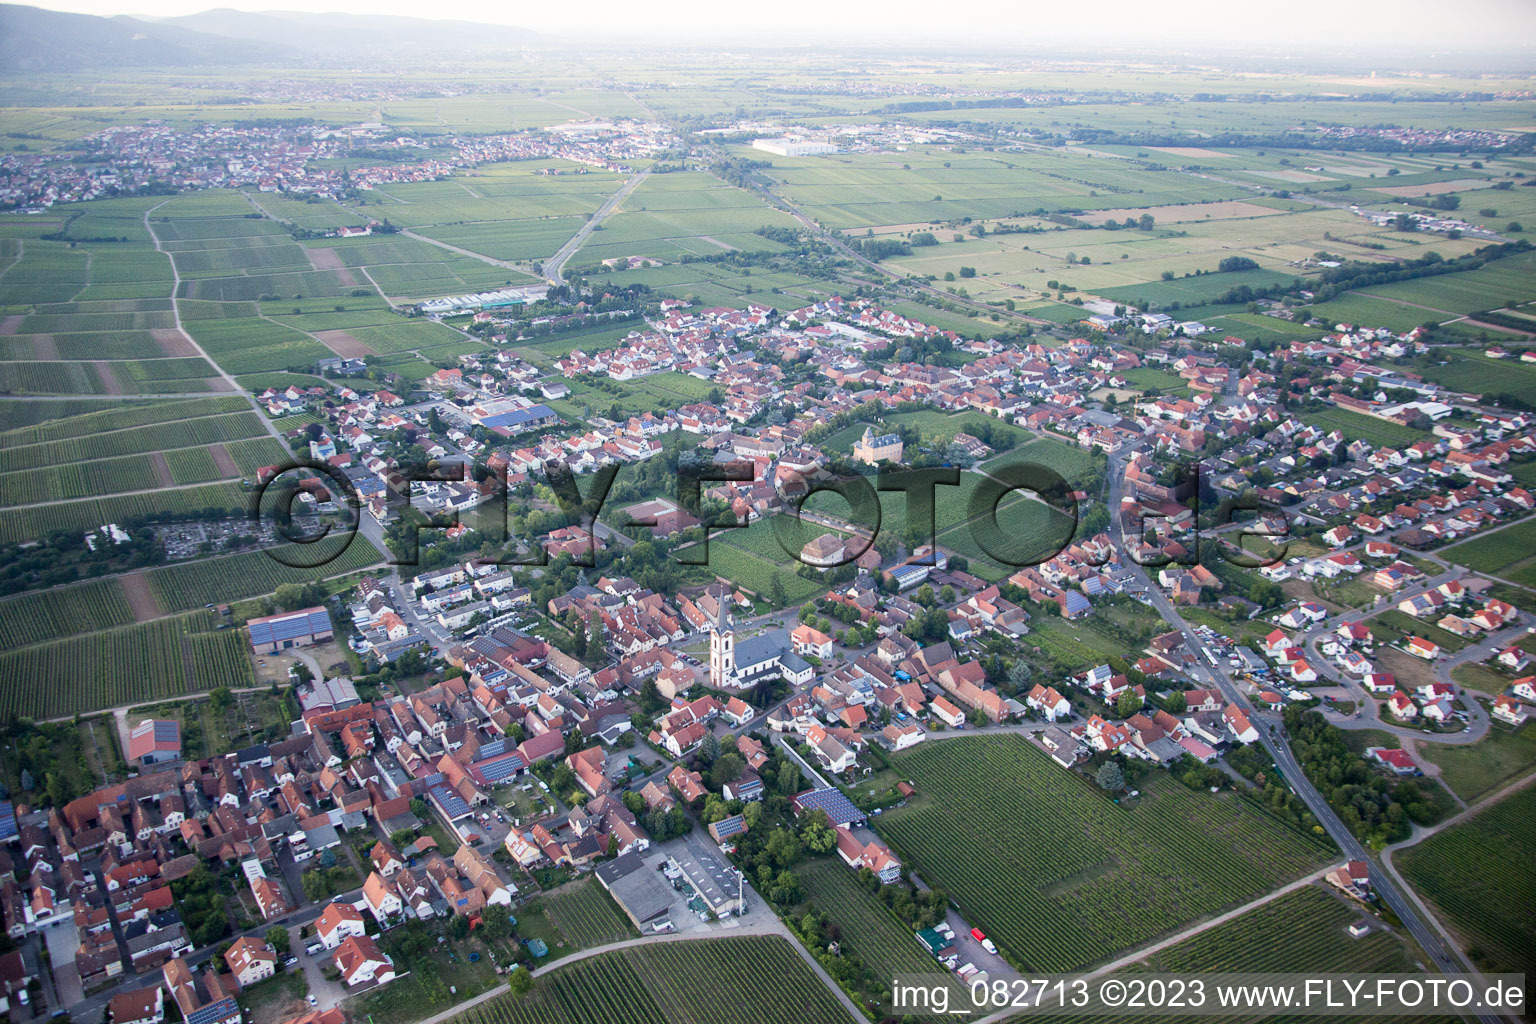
[159,8,540,56]
[0,3,296,70]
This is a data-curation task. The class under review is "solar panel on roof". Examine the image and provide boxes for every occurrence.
[474,753,524,784]
[249,609,332,645]
[430,785,471,819]
[153,721,180,743]
[796,787,864,827]
[186,998,238,1024]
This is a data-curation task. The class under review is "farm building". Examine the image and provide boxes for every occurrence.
[247,606,334,654]
[127,720,181,765]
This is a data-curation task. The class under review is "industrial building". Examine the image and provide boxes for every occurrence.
[751,138,838,157]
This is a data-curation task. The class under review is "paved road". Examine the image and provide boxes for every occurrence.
[1107,452,1506,1022]
[544,170,651,286]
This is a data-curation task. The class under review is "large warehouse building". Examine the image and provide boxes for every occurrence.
[247,606,334,654]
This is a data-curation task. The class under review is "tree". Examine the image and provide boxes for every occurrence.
[769,870,803,905]
[742,801,764,829]
[777,761,802,796]
[708,752,744,791]
[1163,691,1187,714]
[509,965,534,996]
[265,926,290,956]
[765,828,803,869]
[1096,761,1125,792]
[480,904,513,942]
[409,798,428,819]
[1116,691,1143,718]
[1008,659,1034,691]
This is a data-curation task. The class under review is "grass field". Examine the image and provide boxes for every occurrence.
[1416,722,1536,802]
[873,735,1333,973]
[1444,517,1536,589]
[1301,407,1430,448]
[1396,784,1536,979]
[452,936,849,1024]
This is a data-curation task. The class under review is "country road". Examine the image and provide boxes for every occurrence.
[1106,449,1513,1024]
[544,169,651,286]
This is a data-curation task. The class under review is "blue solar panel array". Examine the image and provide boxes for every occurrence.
[186,997,238,1024]
[478,738,508,758]
[430,785,472,819]
[0,802,15,843]
[795,787,865,827]
[712,814,746,839]
[473,752,525,784]
[249,608,332,647]
[153,721,180,743]
[481,405,556,431]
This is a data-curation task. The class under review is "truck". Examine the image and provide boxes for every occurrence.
[970,927,998,954]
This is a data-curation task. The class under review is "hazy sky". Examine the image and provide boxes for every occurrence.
[26,0,1536,49]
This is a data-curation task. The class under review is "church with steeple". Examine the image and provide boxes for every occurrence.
[706,595,814,690]
[709,596,735,688]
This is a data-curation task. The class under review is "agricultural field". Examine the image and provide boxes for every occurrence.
[575,171,802,264]
[0,481,248,546]
[794,857,965,1022]
[1354,248,1536,317]
[0,396,249,446]
[145,537,386,612]
[0,611,253,720]
[1300,407,1431,449]
[755,148,1245,232]
[453,936,849,1024]
[538,880,638,950]
[0,451,162,506]
[1142,884,1418,974]
[1413,347,1536,398]
[0,578,135,651]
[1441,518,1536,589]
[1396,785,1536,979]
[0,412,267,473]
[874,735,1333,973]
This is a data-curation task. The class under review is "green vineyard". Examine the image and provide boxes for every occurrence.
[874,736,1333,973]
[540,880,637,949]
[795,856,964,1022]
[0,578,135,651]
[1006,886,1430,1024]
[456,936,847,1024]
[1397,786,1536,979]
[0,610,254,720]
[145,536,386,611]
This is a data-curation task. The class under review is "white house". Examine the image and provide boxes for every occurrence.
[315,902,367,949]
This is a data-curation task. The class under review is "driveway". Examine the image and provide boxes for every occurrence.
[43,919,84,1008]
[300,944,349,1011]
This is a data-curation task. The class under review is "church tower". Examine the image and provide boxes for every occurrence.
[709,597,735,687]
